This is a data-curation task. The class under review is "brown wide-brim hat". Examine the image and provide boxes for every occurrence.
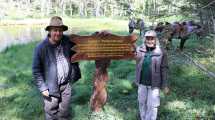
[45,16,68,31]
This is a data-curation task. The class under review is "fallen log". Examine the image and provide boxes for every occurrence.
[183,53,215,78]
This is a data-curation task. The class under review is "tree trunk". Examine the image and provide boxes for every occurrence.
[70,3,73,16]
[46,0,51,16]
[55,0,60,15]
[199,10,204,25]
[26,0,31,14]
[213,17,215,51]
[213,18,215,32]
[95,0,101,17]
[103,2,106,16]
[60,0,65,16]
[79,1,84,16]
[154,0,157,15]
[41,0,46,17]
[84,2,88,17]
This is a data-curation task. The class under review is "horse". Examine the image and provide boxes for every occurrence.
[156,21,204,51]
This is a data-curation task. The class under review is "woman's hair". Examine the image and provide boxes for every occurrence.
[48,33,51,37]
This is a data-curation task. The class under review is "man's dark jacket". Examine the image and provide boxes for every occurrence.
[32,35,81,97]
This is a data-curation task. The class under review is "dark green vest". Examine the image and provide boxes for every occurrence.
[140,50,152,86]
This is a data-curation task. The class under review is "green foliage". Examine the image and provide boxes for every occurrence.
[0,42,44,120]
[72,84,92,105]
[183,35,215,72]
[1,0,210,21]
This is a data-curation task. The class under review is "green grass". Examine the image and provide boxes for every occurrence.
[0,18,215,120]
[180,34,215,73]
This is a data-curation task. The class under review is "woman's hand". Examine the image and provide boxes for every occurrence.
[163,87,170,95]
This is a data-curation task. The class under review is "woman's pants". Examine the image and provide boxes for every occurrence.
[138,85,160,120]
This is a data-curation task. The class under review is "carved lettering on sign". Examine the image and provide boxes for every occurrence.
[70,34,137,62]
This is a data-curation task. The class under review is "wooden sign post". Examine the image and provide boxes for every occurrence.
[70,33,137,112]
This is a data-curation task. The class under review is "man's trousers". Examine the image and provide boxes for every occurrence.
[43,83,71,120]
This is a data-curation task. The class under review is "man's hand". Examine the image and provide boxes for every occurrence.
[163,87,170,95]
[42,90,49,97]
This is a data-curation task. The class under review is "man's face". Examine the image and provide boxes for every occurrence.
[145,36,156,48]
[49,27,63,44]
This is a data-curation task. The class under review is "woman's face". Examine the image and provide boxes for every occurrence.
[145,36,156,48]
[49,27,63,44]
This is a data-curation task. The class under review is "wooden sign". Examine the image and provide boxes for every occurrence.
[70,33,137,62]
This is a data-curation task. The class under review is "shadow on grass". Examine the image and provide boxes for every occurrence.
[0,42,45,120]
[159,60,215,119]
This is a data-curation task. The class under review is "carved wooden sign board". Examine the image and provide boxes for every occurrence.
[69,33,137,112]
[70,34,137,62]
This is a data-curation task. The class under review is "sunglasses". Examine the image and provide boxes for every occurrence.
[145,36,155,40]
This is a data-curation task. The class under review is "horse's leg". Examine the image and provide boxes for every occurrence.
[167,33,174,50]
[179,37,187,51]
[139,29,141,36]
[139,29,142,38]
[166,37,172,50]
[140,29,145,38]
[129,27,134,34]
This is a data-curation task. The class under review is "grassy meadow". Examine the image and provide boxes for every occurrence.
[0,18,215,120]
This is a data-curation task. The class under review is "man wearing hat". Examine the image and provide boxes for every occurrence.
[32,16,81,120]
[135,30,169,120]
